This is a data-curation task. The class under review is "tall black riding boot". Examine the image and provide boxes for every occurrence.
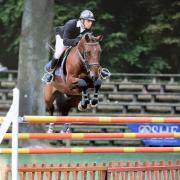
[50,58,59,70]
[42,58,59,83]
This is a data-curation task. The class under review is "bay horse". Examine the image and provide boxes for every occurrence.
[43,33,103,132]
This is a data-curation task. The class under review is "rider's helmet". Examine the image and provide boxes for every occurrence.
[79,10,95,21]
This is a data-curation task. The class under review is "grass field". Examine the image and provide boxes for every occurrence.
[1,152,179,165]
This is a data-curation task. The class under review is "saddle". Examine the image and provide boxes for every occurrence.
[42,47,72,82]
[58,47,72,76]
[48,47,72,77]
[58,47,72,74]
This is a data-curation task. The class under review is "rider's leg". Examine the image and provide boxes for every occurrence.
[50,34,64,70]
[50,57,59,70]
[43,35,65,82]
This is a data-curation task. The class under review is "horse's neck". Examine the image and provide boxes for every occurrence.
[73,47,81,64]
[66,47,82,71]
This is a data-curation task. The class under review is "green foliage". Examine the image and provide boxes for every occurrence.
[104,32,126,49]
[0,0,23,53]
[144,23,173,34]
[147,57,171,73]
[172,12,180,20]
[0,0,23,27]
[123,45,150,66]
[162,37,180,45]
[0,0,180,73]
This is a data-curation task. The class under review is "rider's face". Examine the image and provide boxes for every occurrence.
[82,20,93,29]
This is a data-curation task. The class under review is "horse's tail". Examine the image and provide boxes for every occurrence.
[46,91,71,134]
[55,91,81,116]
[47,91,81,133]
[54,91,71,116]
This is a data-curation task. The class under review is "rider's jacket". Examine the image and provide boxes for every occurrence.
[55,19,91,46]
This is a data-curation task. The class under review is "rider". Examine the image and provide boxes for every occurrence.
[42,9,95,83]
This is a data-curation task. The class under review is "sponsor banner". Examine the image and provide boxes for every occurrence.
[128,123,180,146]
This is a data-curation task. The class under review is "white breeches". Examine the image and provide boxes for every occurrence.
[54,35,66,59]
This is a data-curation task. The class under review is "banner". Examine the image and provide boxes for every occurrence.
[127,123,180,146]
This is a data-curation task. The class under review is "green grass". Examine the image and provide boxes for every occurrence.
[1,153,180,165]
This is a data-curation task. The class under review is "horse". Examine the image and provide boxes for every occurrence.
[43,33,103,132]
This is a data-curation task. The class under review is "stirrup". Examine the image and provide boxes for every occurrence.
[41,71,54,83]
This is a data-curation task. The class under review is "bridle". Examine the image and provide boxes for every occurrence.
[77,42,101,73]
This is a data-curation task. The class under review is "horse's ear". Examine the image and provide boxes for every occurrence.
[85,34,90,42]
[96,35,103,42]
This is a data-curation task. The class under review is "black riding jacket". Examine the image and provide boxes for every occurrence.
[55,19,91,46]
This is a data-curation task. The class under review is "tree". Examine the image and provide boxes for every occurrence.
[18,0,54,115]
[0,0,23,69]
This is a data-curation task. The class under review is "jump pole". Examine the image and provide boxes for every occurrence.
[23,116,180,124]
[3,132,180,139]
[0,147,180,154]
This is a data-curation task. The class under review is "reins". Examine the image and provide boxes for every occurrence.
[77,42,101,73]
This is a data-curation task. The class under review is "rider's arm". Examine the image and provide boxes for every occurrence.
[63,20,80,46]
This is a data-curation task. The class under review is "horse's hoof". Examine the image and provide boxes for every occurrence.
[60,123,71,133]
[87,103,91,109]
[78,102,87,111]
[46,123,54,133]
[90,99,98,108]
[46,128,54,133]
[90,103,98,108]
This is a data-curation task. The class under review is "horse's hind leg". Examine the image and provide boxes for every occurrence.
[43,84,56,133]
[46,106,55,133]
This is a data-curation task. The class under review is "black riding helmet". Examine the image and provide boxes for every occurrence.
[79,10,95,21]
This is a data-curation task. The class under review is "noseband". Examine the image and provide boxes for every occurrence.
[77,42,101,73]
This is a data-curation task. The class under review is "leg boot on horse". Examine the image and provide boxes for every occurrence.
[77,79,90,111]
[91,79,102,108]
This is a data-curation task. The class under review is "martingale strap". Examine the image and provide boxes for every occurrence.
[77,47,101,72]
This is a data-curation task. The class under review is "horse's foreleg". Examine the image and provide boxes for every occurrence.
[91,79,102,108]
[77,79,90,111]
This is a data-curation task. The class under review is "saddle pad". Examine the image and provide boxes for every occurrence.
[44,48,71,77]
[44,59,65,77]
